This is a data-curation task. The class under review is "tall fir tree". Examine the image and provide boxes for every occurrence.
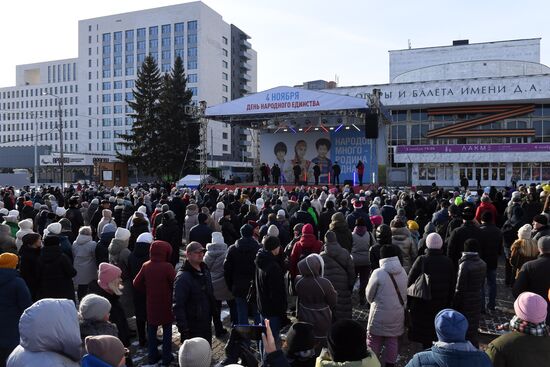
[117,55,162,176]
[157,56,198,180]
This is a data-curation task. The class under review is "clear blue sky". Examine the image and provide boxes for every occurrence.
[1,0,549,90]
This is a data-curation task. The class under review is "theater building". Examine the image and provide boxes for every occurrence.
[333,38,550,187]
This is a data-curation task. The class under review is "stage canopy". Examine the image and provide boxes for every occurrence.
[205,86,368,126]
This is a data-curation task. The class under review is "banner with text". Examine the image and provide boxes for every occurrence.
[259,130,376,184]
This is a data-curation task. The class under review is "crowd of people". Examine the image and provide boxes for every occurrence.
[0,181,549,367]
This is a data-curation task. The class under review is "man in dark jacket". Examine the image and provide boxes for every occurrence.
[189,212,213,247]
[512,236,550,323]
[453,239,486,347]
[289,203,316,233]
[65,197,84,239]
[255,235,287,354]
[478,211,502,312]
[91,200,111,240]
[223,224,260,325]
[155,211,183,266]
[346,199,373,232]
[447,206,483,270]
[173,241,215,345]
[532,214,550,241]
[380,199,397,226]
[332,162,341,185]
[319,200,336,240]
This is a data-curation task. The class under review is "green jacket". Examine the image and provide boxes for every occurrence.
[315,348,380,367]
[5,221,18,239]
[485,331,550,367]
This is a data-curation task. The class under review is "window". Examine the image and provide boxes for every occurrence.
[137,41,146,50]
[175,36,184,45]
[162,64,171,73]
[162,37,170,48]
[125,54,134,64]
[102,94,111,102]
[175,22,184,32]
[174,49,184,58]
[125,80,134,88]
[125,92,134,101]
[390,124,407,145]
[102,45,111,54]
[188,21,197,30]
[125,43,134,52]
[187,74,197,83]
[222,84,228,92]
[114,81,122,89]
[150,52,158,61]
[102,82,111,90]
[137,53,145,63]
[189,87,197,96]
[222,72,228,80]
[114,118,123,126]
[102,106,112,114]
[113,93,122,101]
[222,60,228,69]
[113,31,122,42]
[188,34,197,43]
[149,26,158,36]
[125,29,134,40]
[137,28,146,38]
[114,68,122,77]
[102,33,111,43]
[125,67,134,76]
[102,131,111,139]
[188,47,197,57]
[125,117,134,125]
[162,24,171,34]
[410,123,429,145]
[222,96,228,102]
[222,132,228,139]
[114,105,123,114]
[222,144,228,152]
[102,118,112,127]
[149,39,158,49]
[222,36,228,45]
[102,57,110,66]
[188,60,197,69]
[162,50,171,60]
[102,143,111,151]
[114,56,122,65]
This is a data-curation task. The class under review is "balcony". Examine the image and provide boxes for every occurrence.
[240,39,251,49]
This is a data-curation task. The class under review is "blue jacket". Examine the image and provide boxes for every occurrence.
[81,354,112,367]
[405,345,493,367]
[0,268,32,350]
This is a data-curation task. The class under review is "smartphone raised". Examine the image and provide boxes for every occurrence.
[233,325,267,340]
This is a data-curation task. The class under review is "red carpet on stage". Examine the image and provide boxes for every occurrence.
[204,183,377,191]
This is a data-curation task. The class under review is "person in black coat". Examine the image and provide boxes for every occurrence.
[447,206,483,271]
[95,223,117,266]
[319,201,336,241]
[91,200,111,240]
[408,233,456,349]
[36,235,77,302]
[380,199,397,226]
[155,211,183,266]
[18,233,42,301]
[512,236,550,324]
[289,203,316,233]
[188,212,213,247]
[219,209,239,246]
[128,233,152,347]
[65,197,84,240]
[370,224,403,270]
[223,224,260,325]
[128,212,149,251]
[478,211,503,312]
[255,236,287,351]
[173,242,215,345]
[452,239,486,347]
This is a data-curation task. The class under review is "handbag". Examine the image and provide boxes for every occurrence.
[407,258,432,300]
[387,271,411,328]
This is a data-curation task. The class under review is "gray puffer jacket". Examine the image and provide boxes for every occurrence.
[204,239,233,301]
[320,241,356,321]
[7,299,81,367]
[71,234,97,285]
[351,227,374,267]
[391,226,417,273]
[184,204,199,241]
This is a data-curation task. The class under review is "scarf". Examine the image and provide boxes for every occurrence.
[510,315,550,337]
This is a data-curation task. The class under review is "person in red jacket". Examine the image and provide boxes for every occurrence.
[289,223,323,279]
[133,240,176,366]
[475,194,498,224]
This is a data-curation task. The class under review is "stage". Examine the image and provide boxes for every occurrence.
[204,182,377,192]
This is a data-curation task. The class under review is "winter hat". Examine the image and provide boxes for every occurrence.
[369,205,380,216]
[538,236,550,254]
[325,230,337,244]
[424,222,436,235]
[79,226,92,236]
[327,320,368,363]
[267,224,279,237]
[59,218,72,231]
[0,208,8,216]
[426,233,443,250]
[514,291,548,324]
[79,294,111,321]
[43,235,60,247]
[178,337,212,367]
[114,227,130,241]
[85,335,126,367]
[216,202,225,210]
[240,223,253,238]
[18,218,33,230]
[380,244,400,259]
[0,253,18,269]
[22,233,40,247]
[276,209,286,219]
[407,220,419,231]
[98,263,122,290]
[293,223,305,234]
[137,205,147,214]
[285,322,315,355]
[186,241,205,253]
[463,238,479,253]
[518,224,533,240]
[533,214,548,226]
[136,232,153,244]
[102,223,116,235]
[375,224,392,244]
[256,198,265,210]
[55,207,66,217]
[390,218,406,228]
[331,212,345,223]
[435,309,468,343]
[263,235,280,251]
[9,209,19,219]
[46,222,62,235]
[102,209,112,218]
[91,198,100,205]
[211,232,224,245]
[353,200,362,209]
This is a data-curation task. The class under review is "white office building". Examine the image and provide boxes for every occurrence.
[0,1,257,181]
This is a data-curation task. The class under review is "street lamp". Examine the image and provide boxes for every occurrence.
[42,92,64,188]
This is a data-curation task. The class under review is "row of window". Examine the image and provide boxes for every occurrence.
[0,119,79,132]
[1,85,78,100]
[101,34,198,55]
[47,63,77,84]
[1,108,77,122]
[101,21,197,44]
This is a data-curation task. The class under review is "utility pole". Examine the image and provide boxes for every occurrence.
[58,98,64,188]
[33,112,38,188]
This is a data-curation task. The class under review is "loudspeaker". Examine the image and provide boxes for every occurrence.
[364,112,379,139]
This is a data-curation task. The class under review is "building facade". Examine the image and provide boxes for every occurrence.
[333,38,550,187]
[0,1,256,182]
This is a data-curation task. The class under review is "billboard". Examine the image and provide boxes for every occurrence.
[260,129,376,184]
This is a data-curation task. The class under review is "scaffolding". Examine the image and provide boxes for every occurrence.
[198,101,208,185]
